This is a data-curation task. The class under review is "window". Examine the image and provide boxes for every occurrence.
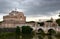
[20,16,22,18]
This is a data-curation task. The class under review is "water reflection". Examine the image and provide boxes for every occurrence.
[21,34,58,39]
[22,34,33,39]
[0,34,60,39]
[16,35,20,39]
[48,35,53,39]
[38,35,44,39]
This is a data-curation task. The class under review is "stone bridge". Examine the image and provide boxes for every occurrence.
[31,26,60,33]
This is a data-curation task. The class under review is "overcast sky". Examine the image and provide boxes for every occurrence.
[0,0,60,21]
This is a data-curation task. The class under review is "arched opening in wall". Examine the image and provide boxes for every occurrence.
[38,28,45,34]
[48,29,56,35]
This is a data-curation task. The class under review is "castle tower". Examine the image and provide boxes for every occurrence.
[3,11,26,23]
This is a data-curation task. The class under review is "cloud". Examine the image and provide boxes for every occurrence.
[0,0,60,17]
[23,0,60,16]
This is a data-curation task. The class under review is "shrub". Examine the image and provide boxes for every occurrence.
[56,19,60,26]
[15,26,20,35]
[22,26,33,34]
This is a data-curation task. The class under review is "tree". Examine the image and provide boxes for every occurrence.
[56,19,60,26]
[22,26,33,34]
[15,26,20,36]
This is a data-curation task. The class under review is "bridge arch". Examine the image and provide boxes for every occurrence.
[48,29,56,35]
[38,28,44,32]
[38,28,45,34]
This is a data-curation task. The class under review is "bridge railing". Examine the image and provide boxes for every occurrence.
[31,26,60,32]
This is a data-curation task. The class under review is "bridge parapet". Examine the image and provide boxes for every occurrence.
[31,26,60,33]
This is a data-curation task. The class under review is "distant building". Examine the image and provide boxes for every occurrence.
[3,11,26,23]
[0,11,36,28]
[44,18,58,27]
[0,10,58,28]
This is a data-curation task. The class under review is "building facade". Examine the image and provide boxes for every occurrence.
[0,10,58,29]
[44,18,58,27]
[0,11,35,28]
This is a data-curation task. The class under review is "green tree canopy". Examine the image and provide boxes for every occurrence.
[22,26,33,34]
[15,26,20,35]
[56,19,60,26]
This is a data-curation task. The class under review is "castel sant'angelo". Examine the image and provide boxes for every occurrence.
[0,10,58,28]
[0,10,35,28]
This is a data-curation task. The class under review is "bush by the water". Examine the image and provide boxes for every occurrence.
[22,26,33,34]
[15,26,20,35]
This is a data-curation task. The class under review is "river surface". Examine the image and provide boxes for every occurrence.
[19,34,60,39]
[0,34,60,39]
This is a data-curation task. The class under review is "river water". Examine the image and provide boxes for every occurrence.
[19,34,60,39]
[0,34,60,39]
